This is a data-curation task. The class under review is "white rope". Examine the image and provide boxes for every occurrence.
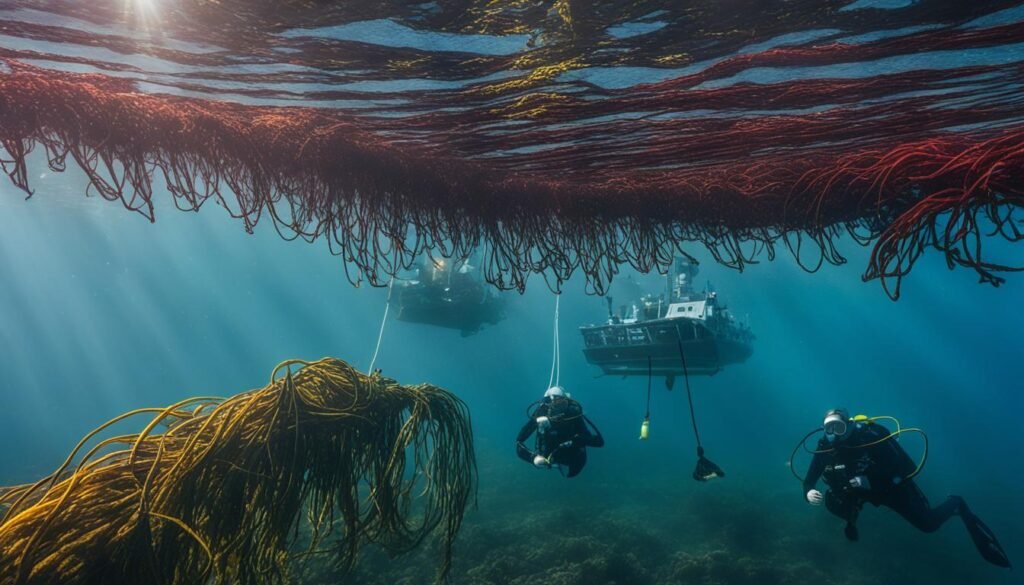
[556,295,561,387]
[547,294,561,389]
[368,276,395,374]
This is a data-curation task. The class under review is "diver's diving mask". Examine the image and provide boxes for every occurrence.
[823,409,849,438]
[543,386,571,413]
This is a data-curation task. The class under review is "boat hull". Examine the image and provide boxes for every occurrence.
[580,318,752,377]
[396,287,505,335]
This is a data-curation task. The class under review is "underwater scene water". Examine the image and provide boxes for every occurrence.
[5,0,1024,582]
[1,156,1021,585]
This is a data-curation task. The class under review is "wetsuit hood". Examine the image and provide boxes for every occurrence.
[544,386,569,400]
[824,408,851,440]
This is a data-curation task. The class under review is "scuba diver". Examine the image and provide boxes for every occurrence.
[516,386,604,478]
[800,408,1010,568]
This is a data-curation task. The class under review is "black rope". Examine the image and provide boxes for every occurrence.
[676,334,702,454]
[676,323,724,481]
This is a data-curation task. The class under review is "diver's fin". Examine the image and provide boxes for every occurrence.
[844,522,859,542]
[692,454,725,482]
[961,504,1011,568]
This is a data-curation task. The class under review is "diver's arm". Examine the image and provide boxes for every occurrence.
[582,416,604,447]
[515,419,538,462]
[802,443,829,494]
[568,416,604,448]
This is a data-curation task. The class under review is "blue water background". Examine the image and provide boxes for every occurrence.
[3,0,1024,578]
[1,157,1021,582]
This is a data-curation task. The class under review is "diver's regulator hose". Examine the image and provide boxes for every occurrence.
[789,427,824,482]
[789,418,929,484]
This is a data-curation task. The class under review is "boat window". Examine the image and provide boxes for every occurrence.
[602,329,626,346]
[626,327,650,344]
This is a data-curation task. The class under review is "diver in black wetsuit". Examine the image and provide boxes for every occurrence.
[516,386,604,478]
[803,408,1011,568]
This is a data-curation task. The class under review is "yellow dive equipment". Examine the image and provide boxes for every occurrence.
[639,417,650,440]
[789,414,928,483]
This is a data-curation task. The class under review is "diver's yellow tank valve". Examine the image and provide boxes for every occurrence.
[640,417,650,440]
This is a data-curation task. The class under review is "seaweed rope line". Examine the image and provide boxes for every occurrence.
[368,276,395,374]
[547,293,561,389]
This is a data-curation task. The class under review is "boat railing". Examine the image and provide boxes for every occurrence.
[583,320,704,348]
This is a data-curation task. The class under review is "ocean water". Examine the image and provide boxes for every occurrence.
[1,154,1021,584]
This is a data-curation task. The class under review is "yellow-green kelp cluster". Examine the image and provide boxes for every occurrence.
[0,358,476,585]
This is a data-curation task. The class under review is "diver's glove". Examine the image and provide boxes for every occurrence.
[536,416,551,432]
[806,489,824,505]
[849,476,871,490]
[533,454,551,468]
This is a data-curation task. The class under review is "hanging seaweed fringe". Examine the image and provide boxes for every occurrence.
[0,358,476,585]
[2,62,1022,298]
[4,1,1024,297]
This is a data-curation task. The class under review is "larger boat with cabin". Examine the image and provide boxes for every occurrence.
[579,259,754,384]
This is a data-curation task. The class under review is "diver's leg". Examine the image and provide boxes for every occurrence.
[563,449,587,478]
[824,489,860,541]
[884,482,958,533]
[885,485,1010,566]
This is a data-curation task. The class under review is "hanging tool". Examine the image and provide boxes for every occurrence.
[676,326,725,482]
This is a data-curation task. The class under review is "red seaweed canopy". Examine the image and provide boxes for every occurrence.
[1,0,1024,297]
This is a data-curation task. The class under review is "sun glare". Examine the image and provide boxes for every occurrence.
[124,0,162,32]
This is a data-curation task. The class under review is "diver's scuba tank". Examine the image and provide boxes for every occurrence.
[789,413,928,485]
